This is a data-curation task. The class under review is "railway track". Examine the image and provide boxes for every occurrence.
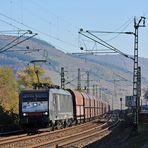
[31,121,111,148]
[0,114,113,148]
[30,117,118,148]
[61,119,120,148]
[0,117,108,148]
[0,133,27,143]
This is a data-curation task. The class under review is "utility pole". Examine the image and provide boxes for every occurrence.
[137,66,141,98]
[95,85,98,98]
[133,16,146,131]
[99,87,102,100]
[120,97,122,112]
[113,79,116,111]
[111,94,113,111]
[86,71,90,94]
[93,85,95,96]
[99,80,102,100]
[93,84,98,98]
[61,67,65,89]
[77,68,81,91]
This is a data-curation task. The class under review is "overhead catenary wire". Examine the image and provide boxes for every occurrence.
[87,17,133,43]
[87,30,131,57]
[0,13,77,49]
[0,17,21,30]
[0,33,37,53]
[2,0,81,52]
[105,18,134,42]
[29,0,80,30]
[79,30,134,60]
[88,17,133,37]
[65,72,86,85]
[0,4,134,55]
[0,30,29,35]
[0,30,31,52]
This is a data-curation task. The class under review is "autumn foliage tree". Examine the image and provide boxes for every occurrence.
[17,65,52,89]
[0,67,19,113]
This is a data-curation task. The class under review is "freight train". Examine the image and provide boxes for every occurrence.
[19,84,110,130]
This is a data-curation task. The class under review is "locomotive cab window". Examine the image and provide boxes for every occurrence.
[21,92,48,102]
[36,92,48,101]
[20,91,49,113]
[21,93,35,102]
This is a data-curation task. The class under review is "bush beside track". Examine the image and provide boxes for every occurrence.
[0,108,20,134]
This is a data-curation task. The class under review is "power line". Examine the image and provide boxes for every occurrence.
[0,30,30,52]
[0,17,21,30]
[113,17,133,31]
[0,33,37,53]
[29,0,80,30]
[0,13,77,49]
[79,29,134,60]
[106,17,133,41]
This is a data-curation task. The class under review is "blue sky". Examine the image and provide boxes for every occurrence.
[0,0,148,58]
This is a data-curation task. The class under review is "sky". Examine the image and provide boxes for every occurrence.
[0,0,148,58]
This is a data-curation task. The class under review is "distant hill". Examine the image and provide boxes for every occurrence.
[0,35,147,109]
[72,53,148,80]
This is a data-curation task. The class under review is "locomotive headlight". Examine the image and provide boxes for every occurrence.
[34,103,37,106]
[22,113,28,116]
[43,112,48,115]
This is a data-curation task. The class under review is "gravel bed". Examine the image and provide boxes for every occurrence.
[0,121,101,148]
[85,120,134,148]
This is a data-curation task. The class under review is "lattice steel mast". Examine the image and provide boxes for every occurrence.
[133,16,146,129]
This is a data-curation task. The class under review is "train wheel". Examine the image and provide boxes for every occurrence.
[66,119,72,127]
[49,121,54,131]
[56,121,62,130]
[64,120,69,128]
